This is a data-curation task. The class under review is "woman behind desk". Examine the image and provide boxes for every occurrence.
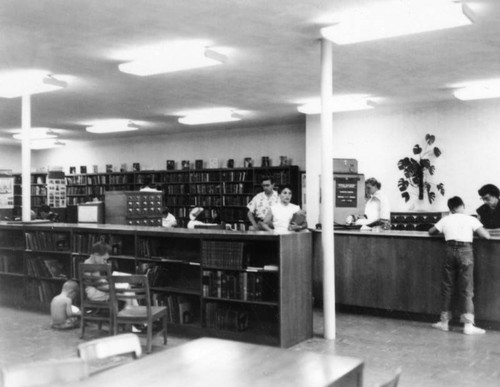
[352,177,390,228]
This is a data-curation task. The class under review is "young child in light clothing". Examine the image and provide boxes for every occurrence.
[429,196,490,335]
[50,280,81,330]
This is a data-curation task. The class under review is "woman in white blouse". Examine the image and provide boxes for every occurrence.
[355,177,390,227]
[261,186,307,234]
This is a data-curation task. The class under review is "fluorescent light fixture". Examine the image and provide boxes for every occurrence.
[86,120,140,134]
[30,139,66,150]
[119,46,227,76]
[453,80,500,101]
[12,128,58,140]
[321,0,473,45]
[0,70,67,98]
[297,95,375,115]
[177,108,242,125]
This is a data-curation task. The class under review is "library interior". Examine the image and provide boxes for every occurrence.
[2,1,500,386]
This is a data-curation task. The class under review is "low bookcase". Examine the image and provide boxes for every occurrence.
[0,223,312,348]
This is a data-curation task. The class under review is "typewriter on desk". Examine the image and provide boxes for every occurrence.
[390,212,442,231]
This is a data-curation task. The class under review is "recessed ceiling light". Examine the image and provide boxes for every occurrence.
[0,70,67,98]
[12,128,58,140]
[119,45,227,76]
[321,0,473,45]
[177,108,242,125]
[453,79,500,101]
[86,120,140,134]
[297,95,375,115]
[30,139,66,150]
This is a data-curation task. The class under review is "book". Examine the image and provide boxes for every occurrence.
[93,165,98,173]
[69,166,76,174]
[181,160,190,170]
[133,163,140,171]
[120,163,127,172]
[290,212,306,226]
[243,157,253,168]
[195,160,203,169]
[106,164,113,173]
[166,160,175,170]
[43,259,66,278]
[80,166,87,174]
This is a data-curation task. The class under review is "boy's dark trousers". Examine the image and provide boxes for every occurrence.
[439,241,475,324]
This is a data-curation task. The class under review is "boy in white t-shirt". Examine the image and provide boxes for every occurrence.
[428,196,490,335]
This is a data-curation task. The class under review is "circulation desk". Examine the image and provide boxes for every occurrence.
[312,229,500,327]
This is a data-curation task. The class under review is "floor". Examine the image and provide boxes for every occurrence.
[0,305,499,387]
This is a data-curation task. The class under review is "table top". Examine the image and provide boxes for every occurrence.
[64,338,363,387]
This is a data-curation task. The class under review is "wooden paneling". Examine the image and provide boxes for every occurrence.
[313,230,500,324]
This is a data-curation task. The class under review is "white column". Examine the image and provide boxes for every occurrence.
[21,94,31,222]
[320,38,336,339]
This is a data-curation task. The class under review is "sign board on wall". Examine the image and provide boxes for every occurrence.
[0,175,14,209]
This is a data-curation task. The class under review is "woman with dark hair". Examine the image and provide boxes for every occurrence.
[354,177,390,227]
[261,186,307,234]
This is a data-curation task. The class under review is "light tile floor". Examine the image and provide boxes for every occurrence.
[1,305,499,386]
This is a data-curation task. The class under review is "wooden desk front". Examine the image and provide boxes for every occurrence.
[64,338,363,387]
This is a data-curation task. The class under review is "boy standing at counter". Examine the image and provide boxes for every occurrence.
[429,196,490,335]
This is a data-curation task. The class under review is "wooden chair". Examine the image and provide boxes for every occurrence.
[0,358,89,387]
[77,333,142,374]
[78,263,116,339]
[111,274,168,354]
[374,368,402,387]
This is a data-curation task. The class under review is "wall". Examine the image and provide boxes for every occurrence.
[0,145,21,171]
[306,98,500,225]
[16,123,305,173]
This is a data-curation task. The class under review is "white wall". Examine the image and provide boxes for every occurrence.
[306,98,500,225]
[20,123,305,173]
[0,145,21,172]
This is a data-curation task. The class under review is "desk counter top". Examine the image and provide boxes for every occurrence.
[63,338,363,387]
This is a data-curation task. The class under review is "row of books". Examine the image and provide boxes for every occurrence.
[221,182,252,194]
[222,195,253,206]
[25,232,70,252]
[153,294,193,324]
[202,270,266,301]
[190,172,220,183]
[165,197,190,206]
[190,195,222,207]
[205,303,249,332]
[164,184,189,195]
[255,171,291,185]
[221,171,250,182]
[201,241,245,268]
[0,254,23,274]
[31,186,47,196]
[26,280,59,303]
[190,184,221,195]
[219,208,248,222]
[66,176,88,185]
[67,186,87,195]
[26,257,68,279]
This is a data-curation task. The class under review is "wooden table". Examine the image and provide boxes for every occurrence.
[64,338,363,387]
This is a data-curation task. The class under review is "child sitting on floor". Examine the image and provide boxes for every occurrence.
[50,280,81,330]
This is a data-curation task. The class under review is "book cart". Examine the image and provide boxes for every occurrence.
[0,223,312,348]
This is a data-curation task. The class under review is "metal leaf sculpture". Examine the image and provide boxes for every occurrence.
[397,134,445,204]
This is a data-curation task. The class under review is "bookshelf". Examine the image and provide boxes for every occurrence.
[13,173,48,215]
[15,166,300,226]
[0,223,312,347]
[0,226,25,306]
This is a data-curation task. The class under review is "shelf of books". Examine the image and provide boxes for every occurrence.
[0,223,311,347]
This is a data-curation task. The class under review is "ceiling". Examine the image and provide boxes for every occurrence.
[0,0,499,146]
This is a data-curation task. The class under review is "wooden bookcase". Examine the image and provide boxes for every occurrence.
[13,166,301,227]
[0,223,312,348]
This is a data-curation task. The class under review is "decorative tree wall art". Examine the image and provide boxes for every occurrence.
[397,134,445,205]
